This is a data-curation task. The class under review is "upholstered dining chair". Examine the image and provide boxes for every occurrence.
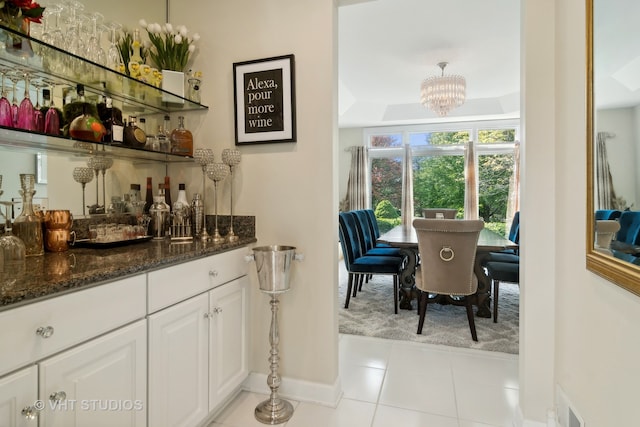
[484,261,519,323]
[422,208,458,219]
[484,211,520,263]
[413,218,484,341]
[338,213,404,313]
[595,219,621,255]
[349,210,402,257]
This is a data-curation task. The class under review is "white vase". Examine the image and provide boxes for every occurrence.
[161,70,185,104]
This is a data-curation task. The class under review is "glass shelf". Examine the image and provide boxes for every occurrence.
[0,127,194,163]
[0,24,205,163]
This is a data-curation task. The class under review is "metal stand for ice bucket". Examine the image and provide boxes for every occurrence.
[246,245,304,425]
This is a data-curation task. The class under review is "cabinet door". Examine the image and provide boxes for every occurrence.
[148,293,209,427]
[209,276,249,411]
[0,366,37,427]
[38,320,146,427]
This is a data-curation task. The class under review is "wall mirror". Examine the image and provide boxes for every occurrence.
[0,0,167,217]
[586,0,640,296]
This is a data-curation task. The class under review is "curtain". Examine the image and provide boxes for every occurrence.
[595,132,617,210]
[464,140,478,219]
[401,144,414,229]
[506,141,521,224]
[344,146,370,211]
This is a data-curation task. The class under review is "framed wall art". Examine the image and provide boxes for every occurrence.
[233,54,296,145]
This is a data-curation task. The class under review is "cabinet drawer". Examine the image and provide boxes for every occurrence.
[0,275,146,377]
[148,248,249,313]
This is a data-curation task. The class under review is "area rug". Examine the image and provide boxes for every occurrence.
[338,263,519,354]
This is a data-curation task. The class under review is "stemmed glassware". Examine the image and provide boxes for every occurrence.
[32,79,48,133]
[43,79,60,135]
[221,149,241,242]
[84,12,106,65]
[16,71,35,131]
[206,162,230,244]
[0,69,14,128]
[87,156,106,214]
[72,167,94,216]
[7,71,21,127]
[194,148,214,241]
[106,22,124,71]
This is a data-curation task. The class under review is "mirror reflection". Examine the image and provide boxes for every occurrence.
[588,0,640,292]
[0,0,166,218]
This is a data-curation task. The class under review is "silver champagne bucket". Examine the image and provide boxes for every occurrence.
[250,245,300,294]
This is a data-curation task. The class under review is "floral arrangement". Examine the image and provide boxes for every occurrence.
[0,0,45,28]
[139,19,199,72]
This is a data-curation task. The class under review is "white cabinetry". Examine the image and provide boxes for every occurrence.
[0,366,37,427]
[39,320,147,427]
[148,248,249,427]
[0,275,146,426]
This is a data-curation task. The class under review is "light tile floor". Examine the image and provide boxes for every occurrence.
[209,334,519,427]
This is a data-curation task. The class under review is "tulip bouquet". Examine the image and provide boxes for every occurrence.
[139,19,200,72]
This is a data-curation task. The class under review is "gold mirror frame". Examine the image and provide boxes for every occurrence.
[586,0,640,296]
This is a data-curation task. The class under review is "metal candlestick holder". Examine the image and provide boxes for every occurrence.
[72,167,94,216]
[221,148,241,242]
[247,245,303,425]
[205,162,229,244]
[194,148,214,241]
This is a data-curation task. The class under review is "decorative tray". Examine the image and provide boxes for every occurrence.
[71,236,153,249]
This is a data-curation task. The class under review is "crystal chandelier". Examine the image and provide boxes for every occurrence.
[420,62,466,117]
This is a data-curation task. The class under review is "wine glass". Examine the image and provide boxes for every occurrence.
[221,149,241,242]
[43,80,61,136]
[85,12,106,65]
[32,79,46,133]
[87,156,106,213]
[106,22,124,71]
[7,71,21,127]
[194,148,214,240]
[0,69,14,128]
[72,167,94,216]
[100,157,113,210]
[17,71,35,131]
[206,162,229,244]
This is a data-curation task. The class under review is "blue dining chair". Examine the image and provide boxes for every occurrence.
[615,211,640,245]
[484,212,520,264]
[338,213,404,314]
[485,261,519,323]
[349,210,402,257]
[363,209,393,248]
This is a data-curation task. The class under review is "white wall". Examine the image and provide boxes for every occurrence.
[543,0,640,426]
[170,0,340,392]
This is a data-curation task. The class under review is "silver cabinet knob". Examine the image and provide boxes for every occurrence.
[21,406,40,420]
[36,326,54,338]
[209,270,219,278]
[213,307,223,314]
[49,391,67,402]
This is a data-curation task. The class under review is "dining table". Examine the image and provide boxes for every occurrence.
[378,224,518,318]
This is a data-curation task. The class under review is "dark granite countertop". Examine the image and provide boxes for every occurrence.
[0,236,257,311]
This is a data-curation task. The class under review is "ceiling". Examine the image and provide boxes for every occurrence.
[337,0,521,128]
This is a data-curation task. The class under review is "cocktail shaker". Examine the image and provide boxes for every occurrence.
[191,193,205,239]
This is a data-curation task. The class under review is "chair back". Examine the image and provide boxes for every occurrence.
[413,218,484,296]
[616,211,640,244]
[364,209,381,238]
[508,211,520,243]
[423,208,457,219]
[338,212,364,269]
[595,209,622,221]
[595,219,621,249]
[351,210,376,252]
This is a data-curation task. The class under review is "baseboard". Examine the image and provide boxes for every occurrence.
[513,404,555,427]
[242,372,343,408]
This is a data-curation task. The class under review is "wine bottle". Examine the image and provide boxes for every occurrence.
[101,97,124,144]
[170,116,193,157]
[164,176,172,212]
[144,177,153,214]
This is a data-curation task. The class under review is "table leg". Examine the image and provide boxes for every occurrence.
[398,247,418,310]
[473,250,492,318]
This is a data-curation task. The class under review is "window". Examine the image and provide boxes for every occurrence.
[365,120,519,236]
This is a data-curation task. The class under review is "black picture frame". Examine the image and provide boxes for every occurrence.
[233,54,296,145]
